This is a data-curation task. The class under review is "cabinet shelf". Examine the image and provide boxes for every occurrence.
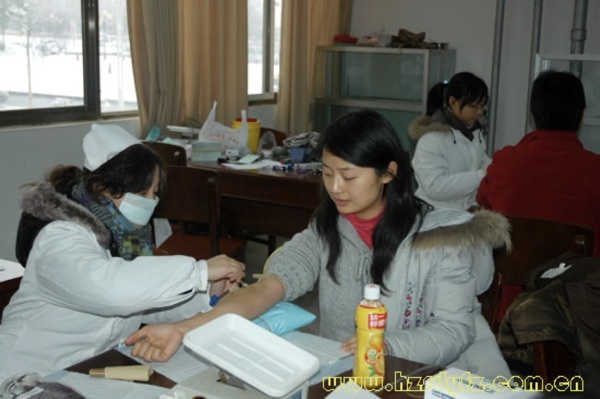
[313,45,455,155]
[314,96,423,112]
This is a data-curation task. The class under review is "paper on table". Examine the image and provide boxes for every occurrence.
[325,379,379,398]
[45,370,169,399]
[118,345,210,384]
[283,331,351,365]
[0,258,24,282]
[221,159,282,170]
[283,331,354,386]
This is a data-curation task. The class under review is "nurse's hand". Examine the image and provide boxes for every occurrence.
[126,323,184,362]
[207,255,245,283]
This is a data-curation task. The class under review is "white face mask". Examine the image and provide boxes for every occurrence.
[118,193,159,226]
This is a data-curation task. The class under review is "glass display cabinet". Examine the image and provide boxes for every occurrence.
[535,53,600,153]
[313,45,455,155]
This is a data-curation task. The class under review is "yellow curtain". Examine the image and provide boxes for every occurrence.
[127,0,248,135]
[276,0,353,133]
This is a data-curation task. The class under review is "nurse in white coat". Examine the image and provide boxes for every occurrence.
[0,124,245,381]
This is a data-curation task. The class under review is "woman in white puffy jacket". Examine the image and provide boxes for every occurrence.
[409,72,491,210]
[0,125,245,381]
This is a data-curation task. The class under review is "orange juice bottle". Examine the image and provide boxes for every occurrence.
[353,283,387,390]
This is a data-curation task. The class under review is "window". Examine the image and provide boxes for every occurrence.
[0,0,136,126]
[248,0,281,102]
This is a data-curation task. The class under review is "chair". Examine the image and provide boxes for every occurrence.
[259,127,286,146]
[488,216,594,330]
[482,216,594,382]
[143,141,187,166]
[153,166,246,261]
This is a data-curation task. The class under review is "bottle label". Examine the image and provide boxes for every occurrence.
[367,312,387,329]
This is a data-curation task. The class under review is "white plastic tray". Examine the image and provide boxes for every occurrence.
[183,313,320,398]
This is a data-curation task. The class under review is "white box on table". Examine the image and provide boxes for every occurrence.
[182,313,320,399]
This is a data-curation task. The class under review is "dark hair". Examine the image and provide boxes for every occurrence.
[47,144,165,199]
[445,71,488,110]
[85,143,165,199]
[530,70,586,131]
[426,82,447,116]
[314,110,430,290]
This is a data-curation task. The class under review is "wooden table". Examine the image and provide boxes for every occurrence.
[67,349,439,398]
[66,349,176,389]
[308,356,440,399]
[191,162,321,251]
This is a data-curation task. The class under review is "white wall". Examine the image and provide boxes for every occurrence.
[351,0,600,150]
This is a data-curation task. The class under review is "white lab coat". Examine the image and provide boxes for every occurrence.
[0,220,209,381]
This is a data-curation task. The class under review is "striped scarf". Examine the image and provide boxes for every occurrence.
[71,182,154,260]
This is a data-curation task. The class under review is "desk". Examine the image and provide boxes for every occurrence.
[191,162,321,249]
[66,349,177,388]
[66,349,176,389]
[65,348,439,399]
[308,357,440,399]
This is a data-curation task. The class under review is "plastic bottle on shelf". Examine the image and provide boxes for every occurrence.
[353,283,387,390]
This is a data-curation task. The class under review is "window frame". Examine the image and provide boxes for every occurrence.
[0,0,137,128]
[248,0,278,105]
[0,0,278,126]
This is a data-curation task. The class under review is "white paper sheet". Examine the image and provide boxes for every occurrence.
[0,258,24,282]
[325,380,379,399]
[118,345,211,384]
[283,331,351,365]
[45,370,169,399]
[221,159,282,170]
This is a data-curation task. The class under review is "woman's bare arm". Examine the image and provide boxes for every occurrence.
[126,276,286,362]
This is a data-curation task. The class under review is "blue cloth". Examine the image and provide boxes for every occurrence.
[253,302,316,336]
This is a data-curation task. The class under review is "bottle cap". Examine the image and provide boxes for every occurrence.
[364,284,380,300]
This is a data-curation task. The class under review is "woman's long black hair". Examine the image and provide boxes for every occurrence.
[313,110,431,290]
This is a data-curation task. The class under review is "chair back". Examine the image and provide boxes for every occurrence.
[260,127,286,146]
[492,217,595,383]
[144,141,187,166]
[482,216,595,331]
[494,216,594,285]
[154,166,221,253]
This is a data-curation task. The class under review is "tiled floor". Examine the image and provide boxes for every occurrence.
[244,236,320,335]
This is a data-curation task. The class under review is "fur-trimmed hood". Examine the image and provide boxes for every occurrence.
[407,114,452,141]
[20,182,111,248]
[413,208,511,252]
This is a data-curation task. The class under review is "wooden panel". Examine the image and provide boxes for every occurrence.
[191,162,321,239]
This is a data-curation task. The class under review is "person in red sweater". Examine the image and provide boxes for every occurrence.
[477,70,600,321]
[478,70,600,256]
